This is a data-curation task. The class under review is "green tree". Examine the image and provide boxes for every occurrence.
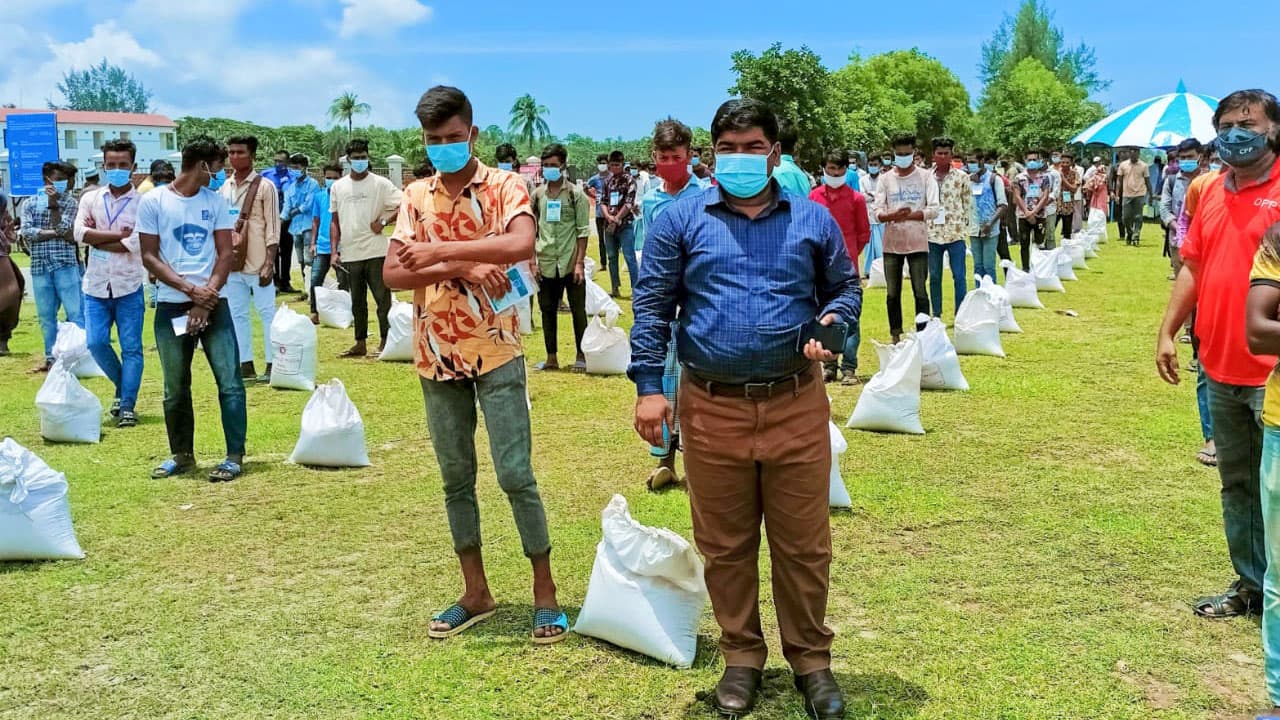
[981,0,1107,94]
[328,91,371,135]
[507,95,551,152]
[321,127,349,163]
[855,49,973,149]
[49,59,152,113]
[729,43,845,168]
[975,58,1105,154]
[830,56,918,153]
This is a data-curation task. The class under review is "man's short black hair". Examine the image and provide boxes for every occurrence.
[890,133,917,150]
[289,153,309,167]
[42,161,66,178]
[1175,138,1204,155]
[652,117,694,151]
[226,135,259,155]
[711,98,779,144]
[101,138,137,162]
[415,85,474,129]
[413,161,434,178]
[966,147,984,159]
[692,146,704,155]
[596,153,608,163]
[496,143,518,163]
[345,138,370,157]
[932,136,955,151]
[1026,148,1046,159]
[823,151,849,168]
[274,149,289,159]
[323,163,343,175]
[149,159,175,182]
[181,134,226,171]
[541,143,568,164]
[777,117,799,154]
[608,150,625,163]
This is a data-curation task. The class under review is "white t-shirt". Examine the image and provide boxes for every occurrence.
[137,186,235,304]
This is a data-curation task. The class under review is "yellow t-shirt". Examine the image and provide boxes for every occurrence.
[1250,248,1280,426]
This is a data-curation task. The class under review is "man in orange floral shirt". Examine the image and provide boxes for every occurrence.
[384,86,566,645]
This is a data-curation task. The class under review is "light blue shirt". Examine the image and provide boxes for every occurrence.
[773,155,813,198]
[312,186,333,254]
[284,175,320,235]
[641,175,711,230]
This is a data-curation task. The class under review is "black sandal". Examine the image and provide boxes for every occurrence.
[1192,584,1258,618]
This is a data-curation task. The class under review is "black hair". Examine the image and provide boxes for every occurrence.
[101,138,137,162]
[1214,89,1280,132]
[226,135,259,155]
[495,143,518,163]
[42,161,66,178]
[149,159,175,182]
[289,153,309,167]
[541,143,568,164]
[274,149,289,158]
[1175,138,1203,155]
[345,138,370,157]
[890,133,916,150]
[1026,148,1045,159]
[323,163,343,175]
[985,150,1000,162]
[711,98,779,144]
[692,146,704,155]
[931,136,955,151]
[822,151,848,168]
[778,117,799,154]
[608,150,625,163]
[412,161,434,178]
[180,134,226,171]
[415,85,474,129]
[596,153,608,163]
[966,147,984,159]
[652,117,693,151]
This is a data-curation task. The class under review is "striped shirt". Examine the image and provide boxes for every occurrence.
[19,192,79,274]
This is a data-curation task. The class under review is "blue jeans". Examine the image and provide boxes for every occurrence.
[1206,377,1265,594]
[31,264,83,359]
[1197,367,1213,441]
[604,223,638,294]
[1260,426,1280,704]
[154,300,247,457]
[970,234,999,288]
[862,224,884,277]
[419,358,551,557]
[840,321,861,374]
[928,240,967,318]
[84,289,145,411]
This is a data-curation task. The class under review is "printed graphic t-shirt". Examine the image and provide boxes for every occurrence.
[137,185,235,304]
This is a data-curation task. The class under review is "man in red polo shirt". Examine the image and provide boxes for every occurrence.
[1157,88,1280,619]
[811,150,870,384]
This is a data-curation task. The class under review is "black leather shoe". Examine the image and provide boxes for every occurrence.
[795,669,845,719]
[714,667,762,717]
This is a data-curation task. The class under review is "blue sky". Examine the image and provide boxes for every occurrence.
[2,0,1277,141]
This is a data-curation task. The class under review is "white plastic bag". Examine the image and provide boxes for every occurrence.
[828,422,852,508]
[1052,247,1078,281]
[585,278,622,324]
[867,258,887,288]
[379,300,415,362]
[982,277,1023,333]
[1087,208,1107,243]
[582,317,631,375]
[0,438,85,560]
[1064,240,1089,270]
[953,288,1005,358]
[51,322,106,379]
[1031,249,1066,292]
[315,286,353,329]
[1002,261,1045,308]
[35,360,101,444]
[516,297,534,336]
[269,305,318,391]
[917,314,970,390]
[288,379,370,467]
[574,495,707,668]
[584,256,598,279]
[846,336,924,435]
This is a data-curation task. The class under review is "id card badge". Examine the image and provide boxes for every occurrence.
[546,199,562,223]
[933,207,947,225]
[90,247,112,262]
[609,191,620,206]
[1061,191,1072,202]
[1026,184,1042,200]
[971,182,984,196]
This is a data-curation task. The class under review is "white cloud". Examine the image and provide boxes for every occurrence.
[339,0,432,38]
[0,21,161,109]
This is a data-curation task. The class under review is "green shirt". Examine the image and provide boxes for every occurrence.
[533,182,591,277]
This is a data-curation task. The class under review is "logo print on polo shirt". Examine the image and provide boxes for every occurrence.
[175,224,209,255]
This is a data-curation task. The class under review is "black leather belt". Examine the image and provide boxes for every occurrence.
[684,366,815,400]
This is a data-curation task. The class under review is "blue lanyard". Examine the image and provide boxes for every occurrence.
[103,193,133,229]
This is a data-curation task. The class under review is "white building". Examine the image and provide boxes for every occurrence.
[0,108,178,189]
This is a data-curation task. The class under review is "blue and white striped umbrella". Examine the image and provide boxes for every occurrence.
[1071,82,1219,148]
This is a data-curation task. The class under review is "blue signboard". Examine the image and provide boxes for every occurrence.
[5,112,59,196]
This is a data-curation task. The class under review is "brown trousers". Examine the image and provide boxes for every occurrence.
[679,364,834,675]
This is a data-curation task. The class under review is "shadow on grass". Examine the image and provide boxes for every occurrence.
[681,669,928,719]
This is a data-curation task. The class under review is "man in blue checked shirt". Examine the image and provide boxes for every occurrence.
[20,161,82,371]
[629,98,860,720]
[282,153,319,301]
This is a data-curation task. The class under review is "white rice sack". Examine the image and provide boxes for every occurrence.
[846,336,924,435]
[288,379,370,468]
[269,305,318,391]
[1053,247,1078,281]
[584,278,622,325]
[574,495,707,668]
[981,276,1023,333]
[1030,249,1066,293]
[828,422,852,508]
[917,314,970,390]
[1002,261,1045,309]
[0,437,85,560]
[379,300,415,362]
[582,317,630,375]
[315,286,354,329]
[35,360,101,444]
[1065,240,1089,270]
[953,288,1005,358]
[867,258,887,288]
[51,322,106,379]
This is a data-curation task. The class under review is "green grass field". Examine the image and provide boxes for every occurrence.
[0,223,1269,719]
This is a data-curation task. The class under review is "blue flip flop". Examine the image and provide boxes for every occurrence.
[208,459,242,483]
[532,607,569,645]
[429,603,496,639]
[151,457,193,479]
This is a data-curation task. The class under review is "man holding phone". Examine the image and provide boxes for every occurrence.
[630,99,860,719]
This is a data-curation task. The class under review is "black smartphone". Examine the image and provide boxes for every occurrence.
[798,320,848,352]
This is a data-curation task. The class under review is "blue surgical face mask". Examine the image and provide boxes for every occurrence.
[630,168,638,177]
[324,178,335,188]
[1217,126,1270,167]
[426,141,471,174]
[350,158,369,174]
[543,167,562,183]
[868,166,880,175]
[105,168,132,188]
[984,163,996,172]
[51,179,69,194]
[1210,162,1223,172]
[690,156,701,167]
[966,162,980,174]
[1178,159,1199,174]
[156,182,168,187]
[497,162,513,171]
[1026,160,1044,171]
[206,165,226,191]
[715,153,771,199]
[893,154,914,169]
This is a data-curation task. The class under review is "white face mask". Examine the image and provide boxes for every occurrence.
[822,173,847,189]
[597,164,608,173]
[893,154,914,169]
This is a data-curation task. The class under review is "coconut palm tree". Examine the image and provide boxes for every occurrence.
[507,94,550,150]
[328,91,371,135]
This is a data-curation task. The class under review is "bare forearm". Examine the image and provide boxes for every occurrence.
[83,229,126,246]
[95,241,130,253]
[1159,269,1198,340]
[431,233,534,265]
[385,259,471,290]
